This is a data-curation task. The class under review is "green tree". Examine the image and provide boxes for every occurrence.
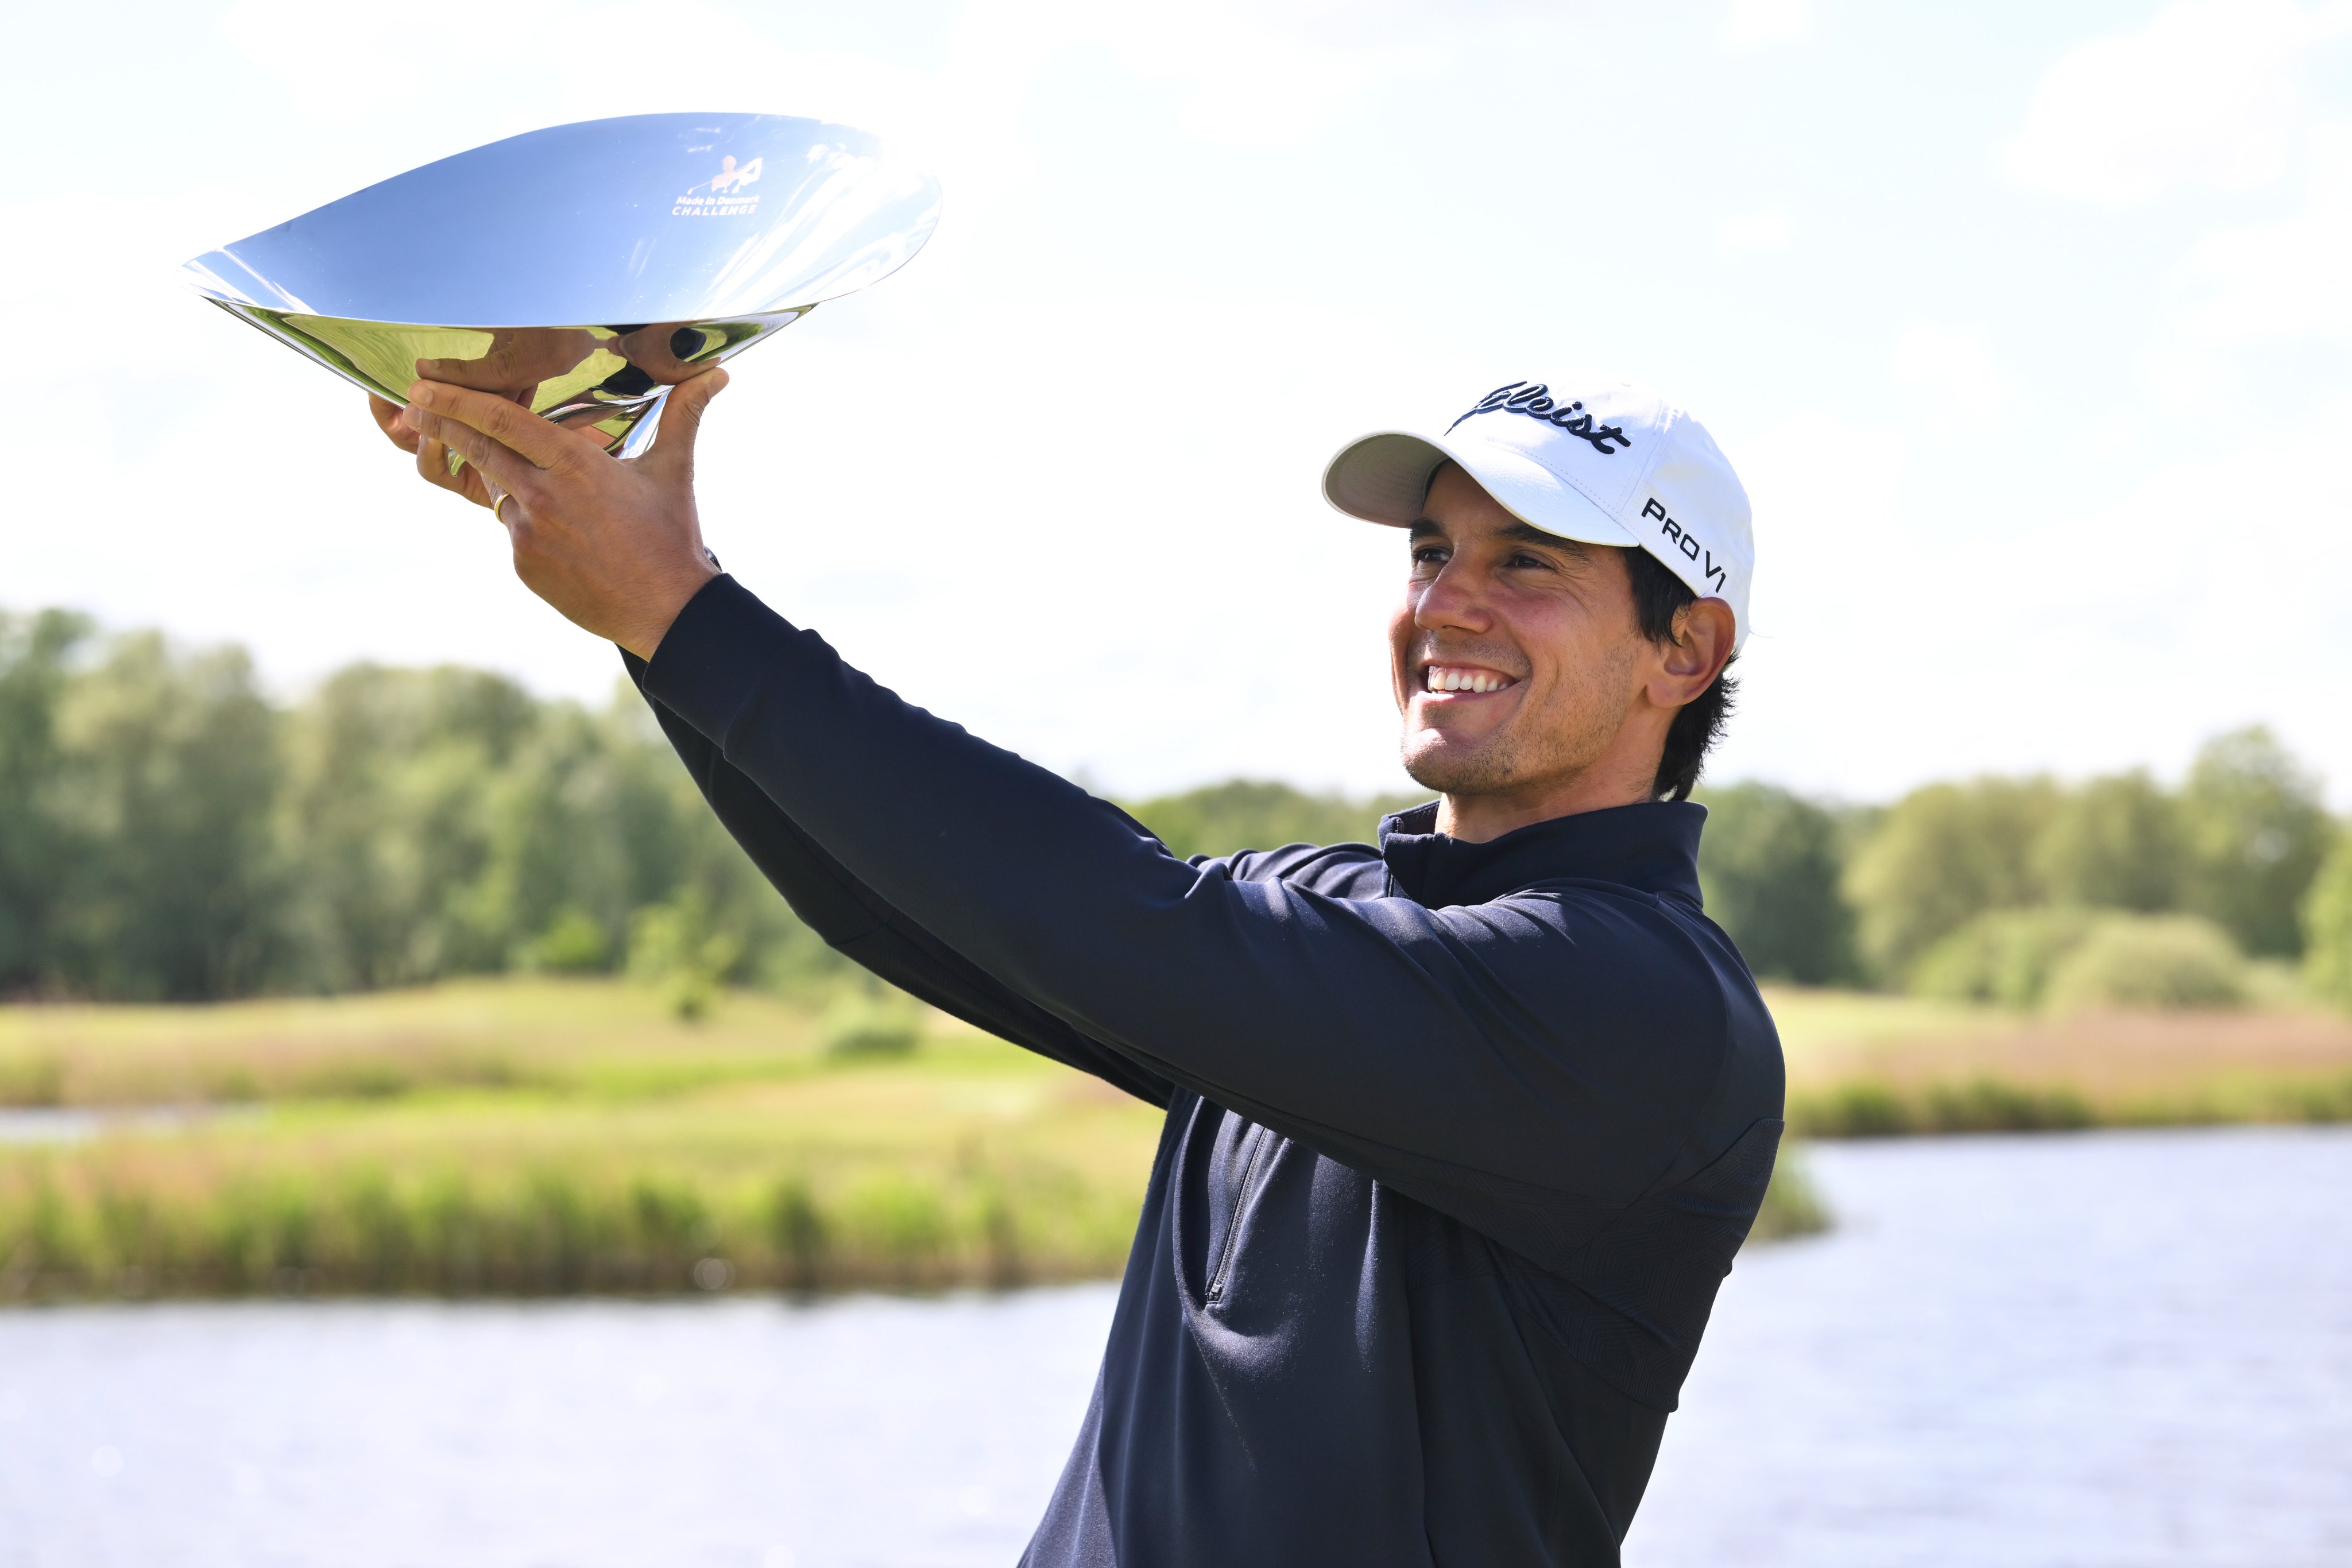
[52,633,284,999]
[1126,779,1426,861]
[2301,832,2352,1011]
[2031,769,2185,913]
[467,698,679,973]
[0,610,91,991]
[1692,782,1855,984]
[1843,776,2061,984]
[278,664,536,989]
[2179,727,2332,958]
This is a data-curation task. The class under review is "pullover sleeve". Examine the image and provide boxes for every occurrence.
[641,578,1731,1225]
[620,651,1177,1106]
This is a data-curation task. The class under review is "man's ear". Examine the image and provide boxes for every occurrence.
[1647,599,1736,710]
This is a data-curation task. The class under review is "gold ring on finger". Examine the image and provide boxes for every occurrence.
[493,491,513,524]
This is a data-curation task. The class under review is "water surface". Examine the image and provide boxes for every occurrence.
[3,1126,2347,1566]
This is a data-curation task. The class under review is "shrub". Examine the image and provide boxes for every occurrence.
[767,1177,828,1290]
[628,895,743,1021]
[1909,906,2102,1007]
[1843,777,2061,982]
[527,906,611,974]
[1747,1146,1829,1241]
[2044,915,2249,1012]
[821,989,924,1058]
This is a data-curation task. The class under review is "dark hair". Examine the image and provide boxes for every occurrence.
[1623,547,1737,803]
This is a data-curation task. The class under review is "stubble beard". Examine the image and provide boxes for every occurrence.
[1401,653,1635,802]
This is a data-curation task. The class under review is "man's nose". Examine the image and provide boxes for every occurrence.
[1413,560,1492,633]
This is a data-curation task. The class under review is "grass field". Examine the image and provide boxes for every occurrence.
[26,975,2344,1302]
[1767,985,2352,1133]
[0,982,1163,1299]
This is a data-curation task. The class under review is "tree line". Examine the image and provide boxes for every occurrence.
[1696,733,2349,1008]
[2,609,2347,1009]
[0,610,825,1006]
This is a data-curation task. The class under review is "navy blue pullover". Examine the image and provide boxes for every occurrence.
[628,575,1785,1567]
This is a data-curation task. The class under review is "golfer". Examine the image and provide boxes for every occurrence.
[374,367,1784,1567]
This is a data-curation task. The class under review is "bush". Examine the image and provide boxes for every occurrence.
[2044,915,2249,1012]
[2299,833,2352,1011]
[1913,908,2250,1012]
[1747,1145,1829,1241]
[821,989,925,1058]
[1843,777,2061,982]
[627,894,744,1021]
[1910,907,2102,1008]
[526,906,610,974]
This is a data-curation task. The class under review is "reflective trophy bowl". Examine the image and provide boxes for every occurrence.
[184,113,941,458]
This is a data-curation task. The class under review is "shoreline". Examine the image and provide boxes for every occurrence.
[7,978,2347,1302]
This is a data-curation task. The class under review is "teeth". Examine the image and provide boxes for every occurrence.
[1426,667,1509,694]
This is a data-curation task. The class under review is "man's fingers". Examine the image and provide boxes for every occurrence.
[415,436,460,495]
[637,367,729,480]
[407,380,583,472]
[370,394,423,454]
[407,406,537,498]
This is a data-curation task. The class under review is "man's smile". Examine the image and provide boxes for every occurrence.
[1417,663,1521,699]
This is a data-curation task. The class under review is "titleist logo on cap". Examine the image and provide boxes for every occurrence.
[1446,382,1634,455]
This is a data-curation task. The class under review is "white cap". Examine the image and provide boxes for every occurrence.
[1323,374,1754,652]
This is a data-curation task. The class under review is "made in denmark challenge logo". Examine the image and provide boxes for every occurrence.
[674,154,764,218]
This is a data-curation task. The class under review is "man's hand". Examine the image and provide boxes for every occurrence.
[370,390,498,508]
[389,369,728,659]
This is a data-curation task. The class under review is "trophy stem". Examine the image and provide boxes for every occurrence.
[617,386,672,460]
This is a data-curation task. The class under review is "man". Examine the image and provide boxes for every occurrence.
[374,367,1784,1566]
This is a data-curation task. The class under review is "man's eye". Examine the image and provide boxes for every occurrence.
[1411,546,1448,567]
[1506,552,1548,571]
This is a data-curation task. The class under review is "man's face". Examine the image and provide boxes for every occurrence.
[1388,463,1649,800]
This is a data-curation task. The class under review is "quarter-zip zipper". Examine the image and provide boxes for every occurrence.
[1205,1125,1273,1303]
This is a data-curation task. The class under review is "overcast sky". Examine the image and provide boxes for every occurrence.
[6,0,2349,803]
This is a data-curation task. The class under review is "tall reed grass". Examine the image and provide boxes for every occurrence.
[0,1145,1139,1301]
[1789,1070,2352,1137]
[1,1140,1829,1300]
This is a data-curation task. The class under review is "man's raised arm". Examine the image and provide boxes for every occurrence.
[620,651,1177,1106]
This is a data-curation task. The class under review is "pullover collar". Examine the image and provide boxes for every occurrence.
[1376,800,1707,911]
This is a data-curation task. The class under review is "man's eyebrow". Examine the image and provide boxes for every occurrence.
[1410,517,1592,555]
[1498,521,1591,555]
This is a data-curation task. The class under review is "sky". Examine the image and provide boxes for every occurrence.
[5,0,2350,804]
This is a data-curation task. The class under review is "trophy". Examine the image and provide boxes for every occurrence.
[183,113,941,460]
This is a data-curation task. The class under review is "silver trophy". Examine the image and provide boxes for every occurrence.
[184,113,941,459]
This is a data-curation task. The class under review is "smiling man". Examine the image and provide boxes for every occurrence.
[377,369,1784,1567]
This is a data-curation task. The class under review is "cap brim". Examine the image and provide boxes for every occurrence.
[1322,431,1640,549]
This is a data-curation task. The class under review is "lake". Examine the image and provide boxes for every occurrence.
[3,1126,2348,1567]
